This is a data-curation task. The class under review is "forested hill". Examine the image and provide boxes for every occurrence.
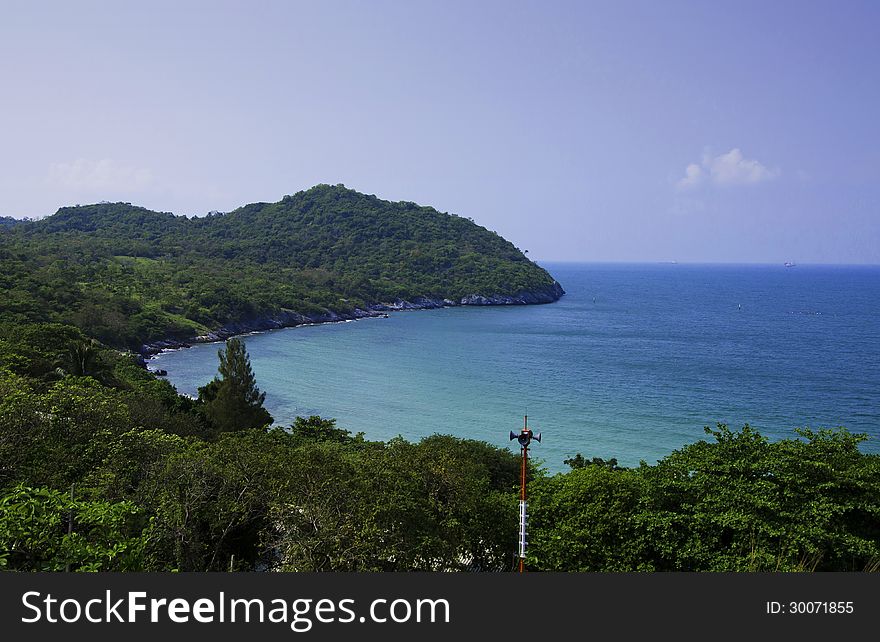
[0,184,563,349]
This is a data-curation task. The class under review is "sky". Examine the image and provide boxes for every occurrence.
[1,0,878,263]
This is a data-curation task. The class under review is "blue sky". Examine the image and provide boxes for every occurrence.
[1,0,878,263]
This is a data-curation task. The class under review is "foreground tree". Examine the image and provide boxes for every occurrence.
[528,425,880,572]
[0,485,145,571]
[198,338,272,433]
[267,434,521,571]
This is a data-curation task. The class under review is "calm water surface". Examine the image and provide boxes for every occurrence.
[153,263,880,471]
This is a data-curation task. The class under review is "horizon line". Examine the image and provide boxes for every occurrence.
[534,259,880,267]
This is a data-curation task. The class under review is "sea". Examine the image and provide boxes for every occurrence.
[151,263,880,472]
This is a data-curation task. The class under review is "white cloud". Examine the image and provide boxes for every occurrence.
[677,148,779,190]
[47,158,154,193]
[678,163,704,189]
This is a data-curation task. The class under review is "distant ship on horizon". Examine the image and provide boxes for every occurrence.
[784,261,796,268]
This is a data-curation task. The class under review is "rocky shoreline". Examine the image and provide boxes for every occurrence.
[140,281,564,359]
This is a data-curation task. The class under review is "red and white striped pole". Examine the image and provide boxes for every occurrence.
[510,415,541,572]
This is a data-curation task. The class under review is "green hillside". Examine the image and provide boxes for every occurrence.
[0,184,563,349]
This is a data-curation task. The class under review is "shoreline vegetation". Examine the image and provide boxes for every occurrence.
[1,185,878,572]
[140,283,565,358]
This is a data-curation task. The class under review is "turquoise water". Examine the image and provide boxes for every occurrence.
[152,263,880,471]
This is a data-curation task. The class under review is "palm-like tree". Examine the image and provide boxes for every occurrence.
[56,339,102,378]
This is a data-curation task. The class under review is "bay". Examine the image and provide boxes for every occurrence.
[152,263,880,472]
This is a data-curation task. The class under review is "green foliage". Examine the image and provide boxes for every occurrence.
[563,453,622,470]
[0,484,145,571]
[0,322,88,383]
[0,216,30,228]
[0,325,207,490]
[63,339,101,377]
[529,424,880,572]
[198,338,272,433]
[142,431,285,571]
[289,415,365,444]
[267,434,521,571]
[0,185,560,348]
[0,374,132,489]
[528,465,648,571]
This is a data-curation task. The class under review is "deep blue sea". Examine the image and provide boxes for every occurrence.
[152,263,880,472]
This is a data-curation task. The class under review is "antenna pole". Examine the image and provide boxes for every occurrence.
[66,483,74,573]
[519,415,528,572]
[510,415,540,572]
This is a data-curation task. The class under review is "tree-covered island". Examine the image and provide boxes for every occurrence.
[1,183,563,351]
